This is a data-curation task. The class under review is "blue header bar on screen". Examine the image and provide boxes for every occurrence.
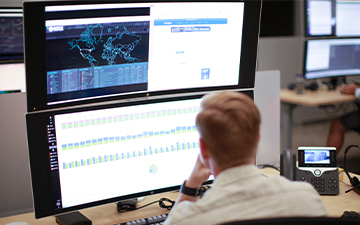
[154,18,227,26]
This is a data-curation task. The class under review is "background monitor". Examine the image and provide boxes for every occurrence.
[303,38,360,80]
[23,0,261,112]
[304,0,360,37]
[26,90,253,219]
[0,8,23,63]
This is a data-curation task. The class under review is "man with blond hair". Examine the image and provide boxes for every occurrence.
[164,91,327,225]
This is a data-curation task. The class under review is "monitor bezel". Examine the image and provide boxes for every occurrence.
[26,90,253,219]
[23,0,261,112]
[303,37,360,80]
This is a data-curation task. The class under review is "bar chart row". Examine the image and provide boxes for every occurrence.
[60,125,197,151]
[61,141,200,169]
[61,106,201,130]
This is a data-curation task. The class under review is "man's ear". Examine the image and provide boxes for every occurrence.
[199,138,210,168]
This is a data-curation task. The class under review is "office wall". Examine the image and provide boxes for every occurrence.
[0,93,33,218]
[254,70,280,165]
[257,37,330,125]
[0,1,23,7]
[0,63,26,92]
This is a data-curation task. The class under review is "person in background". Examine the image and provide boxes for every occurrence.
[164,91,327,225]
[327,83,360,152]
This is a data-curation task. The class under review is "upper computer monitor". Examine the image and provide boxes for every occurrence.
[23,0,261,112]
[0,8,23,63]
[303,38,360,80]
[305,0,360,37]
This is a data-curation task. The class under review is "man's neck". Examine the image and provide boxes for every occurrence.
[213,160,256,178]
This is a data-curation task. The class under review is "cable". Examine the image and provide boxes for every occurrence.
[344,145,360,195]
[322,101,358,118]
[345,183,360,193]
[322,103,346,117]
[344,145,358,182]
[200,185,211,198]
[117,198,175,213]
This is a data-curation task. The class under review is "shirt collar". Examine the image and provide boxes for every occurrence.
[212,164,263,187]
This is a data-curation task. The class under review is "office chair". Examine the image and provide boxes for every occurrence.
[221,217,360,225]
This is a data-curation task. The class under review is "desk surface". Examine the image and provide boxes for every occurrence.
[263,168,360,217]
[1,168,360,225]
[280,88,356,107]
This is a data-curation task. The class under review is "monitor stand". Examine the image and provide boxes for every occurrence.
[55,211,92,225]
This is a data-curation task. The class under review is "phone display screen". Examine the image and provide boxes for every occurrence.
[298,147,336,167]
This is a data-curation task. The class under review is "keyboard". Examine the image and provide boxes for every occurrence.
[117,213,168,225]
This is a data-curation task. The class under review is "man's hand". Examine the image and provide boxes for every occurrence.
[170,155,211,210]
[341,83,357,95]
[186,155,211,189]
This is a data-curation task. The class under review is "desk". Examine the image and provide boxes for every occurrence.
[262,168,360,217]
[0,191,179,225]
[280,88,356,150]
[1,168,359,225]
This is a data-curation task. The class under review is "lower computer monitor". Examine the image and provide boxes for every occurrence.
[26,90,253,219]
[303,38,360,80]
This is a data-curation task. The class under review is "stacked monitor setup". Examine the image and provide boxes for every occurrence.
[23,0,261,222]
[0,7,23,63]
[303,0,360,83]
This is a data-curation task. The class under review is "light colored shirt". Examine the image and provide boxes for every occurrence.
[164,165,327,225]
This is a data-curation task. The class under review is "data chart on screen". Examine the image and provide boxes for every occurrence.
[53,97,202,208]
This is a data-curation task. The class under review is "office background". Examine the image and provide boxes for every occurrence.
[0,0,359,219]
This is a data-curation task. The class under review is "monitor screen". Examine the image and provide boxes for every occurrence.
[23,0,261,112]
[303,38,360,80]
[26,91,253,219]
[305,0,360,37]
[0,8,23,62]
[297,146,336,167]
[304,150,330,164]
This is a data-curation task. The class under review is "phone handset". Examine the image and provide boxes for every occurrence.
[280,149,297,180]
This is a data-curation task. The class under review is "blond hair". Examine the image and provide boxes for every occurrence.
[195,91,261,170]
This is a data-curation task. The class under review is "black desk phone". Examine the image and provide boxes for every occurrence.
[280,147,339,195]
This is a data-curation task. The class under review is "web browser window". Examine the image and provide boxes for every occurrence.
[44,2,244,105]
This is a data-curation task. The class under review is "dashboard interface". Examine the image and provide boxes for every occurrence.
[0,8,23,62]
[45,2,244,105]
[25,92,244,218]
